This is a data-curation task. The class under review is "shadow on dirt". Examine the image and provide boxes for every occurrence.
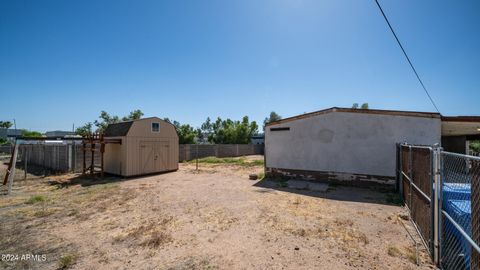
[47,170,179,188]
[47,174,124,188]
[253,178,402,206]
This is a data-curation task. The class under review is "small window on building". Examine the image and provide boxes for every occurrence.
[152,122,160,132]
[270,127,290,131]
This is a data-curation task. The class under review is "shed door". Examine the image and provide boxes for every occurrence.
[140,142,157,174]
[139,141,170,174]
[156,142,170,171]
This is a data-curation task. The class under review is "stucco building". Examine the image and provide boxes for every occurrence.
[265,107,480,187]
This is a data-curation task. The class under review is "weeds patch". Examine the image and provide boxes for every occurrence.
[25,195,46,204]
[188,157,263,167]
[58,254,76,269]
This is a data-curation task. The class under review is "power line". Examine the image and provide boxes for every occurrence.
[374,0,440,113]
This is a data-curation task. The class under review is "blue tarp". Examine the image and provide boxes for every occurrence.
[442,183,472,270]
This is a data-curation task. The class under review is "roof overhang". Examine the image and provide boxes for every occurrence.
[266,107,441,127]
[441,116,480,138]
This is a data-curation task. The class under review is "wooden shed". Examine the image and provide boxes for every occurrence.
[103,117,179,177]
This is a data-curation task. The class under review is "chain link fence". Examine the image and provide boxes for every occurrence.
[440,152,480,270]
[398,143,480,269]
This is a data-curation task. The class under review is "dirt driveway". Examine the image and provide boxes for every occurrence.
[1,156,433,269]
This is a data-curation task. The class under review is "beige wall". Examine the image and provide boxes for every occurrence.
[123,136,178,176]
[104,136,125,175]
[126,118,178,176]
[266,111,441,178]
[127,118,178,138]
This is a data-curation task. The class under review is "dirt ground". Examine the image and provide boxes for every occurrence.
[0,156,434,270]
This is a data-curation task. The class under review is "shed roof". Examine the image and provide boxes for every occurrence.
[103,117,175,137]
[104,121,134,137]
[266,107,441,126]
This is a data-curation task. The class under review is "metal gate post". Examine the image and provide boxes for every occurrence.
[409,145,413,209]
[432,147,442,265]
[399,144,403,196]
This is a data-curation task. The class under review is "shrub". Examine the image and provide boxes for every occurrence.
[58,254,76,269]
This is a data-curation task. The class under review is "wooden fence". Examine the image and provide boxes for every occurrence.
[179,144,264,161]
[8,143,264,174]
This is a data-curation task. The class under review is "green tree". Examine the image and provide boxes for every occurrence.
[164,119,198,144]
[263,111,282,129]
[470,141,480,153]
[0,121,13,129]
[75,122,93,137]
[77,109,144,135]
[197,117,213,142]
[21,130,43,137]
[94,111,121,133]
[122,110,144,121]
[208,116,258,144]
[176,124,197,144]
[352,103,369,109]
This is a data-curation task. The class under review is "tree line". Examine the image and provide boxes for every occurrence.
[74,110,283,144]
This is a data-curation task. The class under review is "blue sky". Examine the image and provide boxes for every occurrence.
[1,0,479,132]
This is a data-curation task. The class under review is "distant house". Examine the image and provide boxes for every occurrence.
[265,107,480,187]
[45,130,76,138]
[0,128,23,139]
[251,134,264,145]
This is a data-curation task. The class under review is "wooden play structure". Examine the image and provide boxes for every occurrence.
[2,134,121,194]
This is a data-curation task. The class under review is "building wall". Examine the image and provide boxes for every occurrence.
[265,111,441,182]
[45,131,76,137]
[104,137,125,175]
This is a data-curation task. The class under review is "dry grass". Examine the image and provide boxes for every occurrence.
[387,245,418,265]
[199,208,239,231]
[387,245,402,257]
[141,231,173,248]
[167,256,219,270]
[113,218,175,248]
[1,160,432,269]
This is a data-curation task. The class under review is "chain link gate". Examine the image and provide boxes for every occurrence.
[398,143,480,269]
[398,144,436,256]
